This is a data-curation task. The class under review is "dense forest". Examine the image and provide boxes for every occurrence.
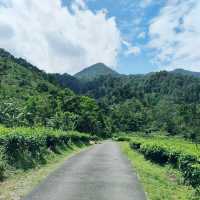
[0,48,200,141]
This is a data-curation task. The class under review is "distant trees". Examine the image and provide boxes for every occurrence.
[81,71,200,139]
[110,99,147,132]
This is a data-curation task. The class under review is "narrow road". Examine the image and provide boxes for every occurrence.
[23,141,146,200]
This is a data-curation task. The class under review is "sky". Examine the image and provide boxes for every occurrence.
[0,0,200,74]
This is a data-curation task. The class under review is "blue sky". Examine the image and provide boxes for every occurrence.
[86,0,200,74]
[0,0,199,74]
[67,0,165,74]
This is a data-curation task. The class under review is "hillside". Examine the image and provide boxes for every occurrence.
[0,48,59,99]
[0,49,109,137]
[171,68,200,78]
[0,48,200,140]
[48,73,82,93]
[74,63,119,81]
[81,71,200,136]
[82,71,200,104]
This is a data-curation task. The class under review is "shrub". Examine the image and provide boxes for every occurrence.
[129,137,200,188]
[0,127,95,169]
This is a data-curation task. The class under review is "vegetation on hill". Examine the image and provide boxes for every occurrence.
[48,73,83,93]
[1,48,200,142]
[171,68,200,78]
[0,49,110,137]
[74,63,119,82]
[81,72,200,141]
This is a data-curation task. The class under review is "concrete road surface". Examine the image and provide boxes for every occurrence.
[23,141,146,200]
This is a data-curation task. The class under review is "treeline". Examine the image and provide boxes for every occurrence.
[0,92,110,138]
[80,72,200,141]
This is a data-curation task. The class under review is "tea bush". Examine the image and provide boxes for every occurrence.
[129,136,200,188]
[0,127,97,169]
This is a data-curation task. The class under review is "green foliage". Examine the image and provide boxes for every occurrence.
[81,70,200,140]
[111,99,147,132]
[121,142,198,200]
[129,136,200,188]
[0,49,111,137]
[1,48,200,141]
[0,126,97,169]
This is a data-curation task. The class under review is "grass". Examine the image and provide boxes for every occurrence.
[0,143,90,200]
[120,142,198,200]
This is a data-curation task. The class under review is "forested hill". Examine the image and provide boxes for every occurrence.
[0,49,110,137]
[74,63,119,81]
[171,68,200,78]
[0,48,200,141]
[0,48,59,99]
[82,71,200,104]
[80,71,200,140]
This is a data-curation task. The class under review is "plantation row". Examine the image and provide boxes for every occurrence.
[128,136,200,188]
[0,126,98,179]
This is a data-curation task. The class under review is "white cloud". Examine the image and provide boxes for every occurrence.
[138,31,146,39]
[0,0,121,74]
[148,0,200,72]
[122,40,141,56]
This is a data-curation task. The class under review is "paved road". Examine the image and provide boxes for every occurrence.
[23,141,146,200]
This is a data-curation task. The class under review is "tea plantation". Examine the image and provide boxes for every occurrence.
[0,126,97,180]
[127,136,200,188]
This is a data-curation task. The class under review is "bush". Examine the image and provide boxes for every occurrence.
[115,136,131,142]
[129,137,200,188]
[0,127,95,169]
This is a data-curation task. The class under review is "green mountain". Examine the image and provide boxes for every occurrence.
[0,48,59,99]
[0,48,200,140]
[171,68,200,78]
[82,71,200,104]
[48,73,82,93]
[74,63,119,81]
[0,48,110,137]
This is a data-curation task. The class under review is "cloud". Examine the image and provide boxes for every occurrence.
[0,0,121,74]
[148,0,200,71]
[122,40,141,56]
[138,31,146,39]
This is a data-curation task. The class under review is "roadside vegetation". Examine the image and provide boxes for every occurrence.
[118,134,200,199]
[0,125,97,200]
[0,142,89,200]
[121,142,198,200]
[0,126,97,180]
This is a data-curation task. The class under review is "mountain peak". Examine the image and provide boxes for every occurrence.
[74,63,119,81]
